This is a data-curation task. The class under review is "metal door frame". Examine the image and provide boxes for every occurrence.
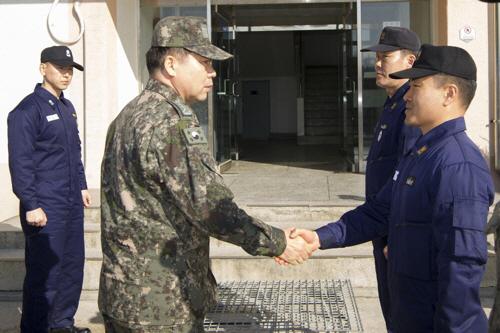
[141,0,363,171]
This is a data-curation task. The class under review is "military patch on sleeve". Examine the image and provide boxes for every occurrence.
[183,127,208,145]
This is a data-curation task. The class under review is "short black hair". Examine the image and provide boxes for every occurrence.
[145,47,190,75]
[400,49,418,57]
[433,73,477,109]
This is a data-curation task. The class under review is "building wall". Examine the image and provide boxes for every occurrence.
[0,0,497,222]
[444,1,492,171]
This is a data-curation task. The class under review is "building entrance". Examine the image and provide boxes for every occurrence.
[140,1,430,173]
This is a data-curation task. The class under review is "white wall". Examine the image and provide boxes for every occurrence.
[81,0,140,190]
[446,1,490,160]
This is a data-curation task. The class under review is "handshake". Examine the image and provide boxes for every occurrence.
[274,227,321,266]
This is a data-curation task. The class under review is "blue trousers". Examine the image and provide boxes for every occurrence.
[373,236,394,333]
[20,194,85,333]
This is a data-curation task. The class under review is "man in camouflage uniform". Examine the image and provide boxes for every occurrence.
[99,16,311,332]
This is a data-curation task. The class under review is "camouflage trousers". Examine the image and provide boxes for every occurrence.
[102,315,205,333]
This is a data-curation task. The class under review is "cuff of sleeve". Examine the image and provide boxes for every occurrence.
[22,200,40,212]
[271,227,286,257]
[315,225,339,250]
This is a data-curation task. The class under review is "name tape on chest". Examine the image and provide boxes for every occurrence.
[46,114,60,122]
[183,127,208,145]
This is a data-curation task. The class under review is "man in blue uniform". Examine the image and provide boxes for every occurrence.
[360,26,421,333]
[283,44,494,332]
[8,46,92,333]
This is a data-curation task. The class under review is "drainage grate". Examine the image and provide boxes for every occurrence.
[204,280,363,332]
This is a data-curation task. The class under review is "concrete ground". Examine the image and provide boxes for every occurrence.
[0,140,495,332]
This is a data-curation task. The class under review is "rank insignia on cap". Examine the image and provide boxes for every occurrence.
[391,102,397,109]
[183,127,208,145]
[381,32,386,40]
[417,145,427,155]
[417,50,422,60]
[405,176,416,187]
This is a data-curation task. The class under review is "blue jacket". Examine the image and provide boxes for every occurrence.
[365,81,421,197]
[8,84,87,212]
[317,117,493,333]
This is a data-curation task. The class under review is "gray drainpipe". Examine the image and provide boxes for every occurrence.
[496,4,500,173]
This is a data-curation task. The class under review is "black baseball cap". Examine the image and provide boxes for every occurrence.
[40,46,84,71]
[389,44,476,81]
[361,26,420,53]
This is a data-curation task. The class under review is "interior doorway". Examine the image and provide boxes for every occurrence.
[139,1,431,173]
[242,81,270,140]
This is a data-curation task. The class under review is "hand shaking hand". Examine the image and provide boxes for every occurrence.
[274,227,321,266]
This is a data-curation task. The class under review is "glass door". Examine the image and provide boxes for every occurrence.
[339,1,363,172]
[211,9,238,169]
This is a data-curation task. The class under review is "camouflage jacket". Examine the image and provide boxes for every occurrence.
[98,79,286,327]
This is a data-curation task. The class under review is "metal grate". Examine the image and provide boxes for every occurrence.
[204,280,363,332]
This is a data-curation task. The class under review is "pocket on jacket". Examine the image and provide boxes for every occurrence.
[450,198,488,265]
[393,221,435,281]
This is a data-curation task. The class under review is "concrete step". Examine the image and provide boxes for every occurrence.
[1,207,497,292]
[305,118,338,127]
[84,206,101,224]
[305,103,338,111]
[305,110,337,119]
[297,135,339,145]
[0,218,101,250]
[307,81,338,89]
[305,88,338,97]
[305,95,337,103]
[305,66,339,75]
[0,248,102,291]
[305,126,337,136]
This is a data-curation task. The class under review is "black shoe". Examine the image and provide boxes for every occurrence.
[50,326,91,333]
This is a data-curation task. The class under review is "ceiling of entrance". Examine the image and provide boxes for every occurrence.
[216,3,350,27]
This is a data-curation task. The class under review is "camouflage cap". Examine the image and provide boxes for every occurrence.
[152,16,233,61]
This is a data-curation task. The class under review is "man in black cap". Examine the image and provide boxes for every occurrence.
[8,46,91,333]
[284,44,493,332]
[360,26,421,333]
